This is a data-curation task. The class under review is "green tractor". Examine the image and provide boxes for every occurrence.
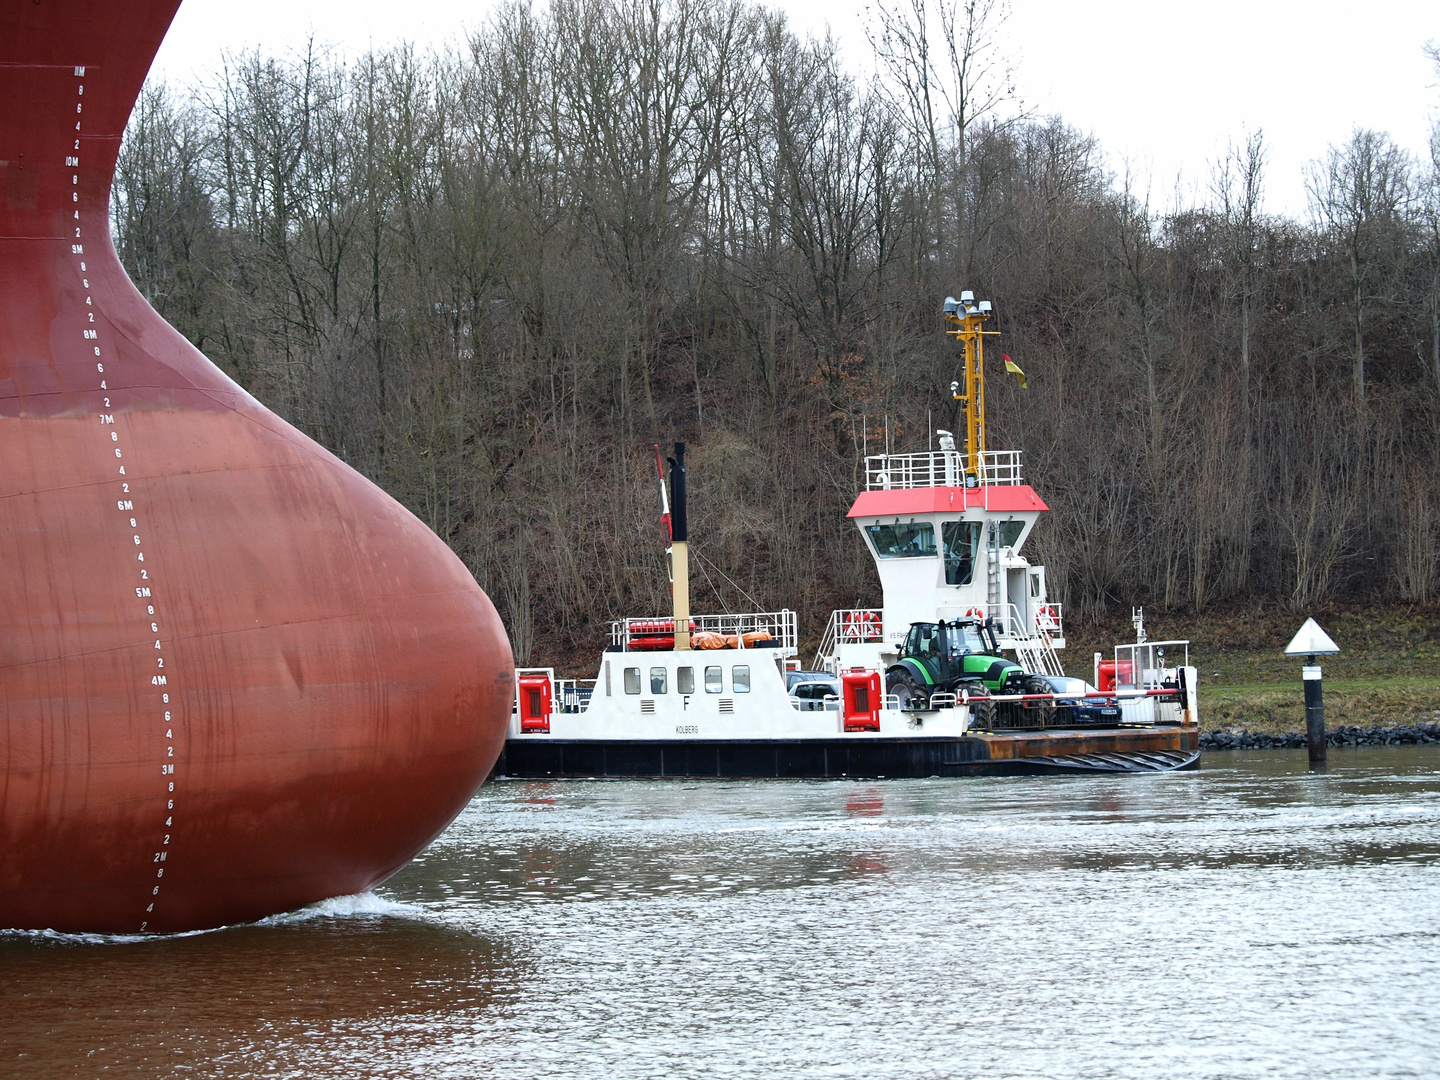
[885,619,1053,728]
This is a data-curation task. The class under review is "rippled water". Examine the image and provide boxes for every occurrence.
[5,747,1440,1079]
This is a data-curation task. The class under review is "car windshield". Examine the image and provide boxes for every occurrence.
[1045,677,1091,695]
[792,681,838,699]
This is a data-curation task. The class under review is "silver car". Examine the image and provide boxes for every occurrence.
[789,678,841,712]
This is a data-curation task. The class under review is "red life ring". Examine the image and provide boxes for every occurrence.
[843,610,881,642]
[965,607,985,619]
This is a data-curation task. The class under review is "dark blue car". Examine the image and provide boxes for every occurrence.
[1041,676,1121,724]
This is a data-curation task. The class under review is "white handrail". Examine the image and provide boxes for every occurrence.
[865,450,1023,490]
[612,609,798,654]
[813,607,884,667]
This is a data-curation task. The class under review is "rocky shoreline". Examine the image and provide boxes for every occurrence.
[1200,721,1440,751]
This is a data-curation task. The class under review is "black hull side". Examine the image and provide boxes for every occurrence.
[497,737,1199,779]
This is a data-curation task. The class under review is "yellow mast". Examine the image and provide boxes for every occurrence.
[944,292,999,480]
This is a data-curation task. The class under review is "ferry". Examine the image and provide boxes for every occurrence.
[498,294,1200,778]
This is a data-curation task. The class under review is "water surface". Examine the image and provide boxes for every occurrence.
[5,747,1439,1078]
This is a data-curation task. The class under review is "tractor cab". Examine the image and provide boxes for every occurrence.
[900,619,994,665]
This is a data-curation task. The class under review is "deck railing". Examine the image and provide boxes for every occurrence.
[987,601,1064,643]
[865,449,1023,490]
[812,607,885,668]
[610,609,798,655]
[555,679,595,714]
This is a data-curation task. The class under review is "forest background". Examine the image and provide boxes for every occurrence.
[110,0,1440,674]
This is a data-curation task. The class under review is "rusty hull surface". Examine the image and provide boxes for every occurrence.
[0,0,514,933]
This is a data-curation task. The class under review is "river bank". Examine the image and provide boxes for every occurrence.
[1200,720,1440,751]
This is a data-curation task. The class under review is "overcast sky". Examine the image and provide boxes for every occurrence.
[152,0,1438,217]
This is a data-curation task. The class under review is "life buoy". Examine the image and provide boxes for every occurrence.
[965,607,985,620]
[1036,605,1058,630]
[842,610,882,642]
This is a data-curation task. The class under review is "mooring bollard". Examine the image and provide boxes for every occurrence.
[1285,618,1340,768]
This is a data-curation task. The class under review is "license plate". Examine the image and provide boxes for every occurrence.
[1101,708,1119,716]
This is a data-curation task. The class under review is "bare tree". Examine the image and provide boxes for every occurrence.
[1307,129,1412,403]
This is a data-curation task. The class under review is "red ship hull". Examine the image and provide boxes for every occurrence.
[0,1,514,933]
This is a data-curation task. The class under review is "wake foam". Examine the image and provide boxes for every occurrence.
[256,890,429,926]
[0,891,431,945]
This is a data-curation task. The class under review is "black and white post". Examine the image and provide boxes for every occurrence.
[1285,618,1340,768]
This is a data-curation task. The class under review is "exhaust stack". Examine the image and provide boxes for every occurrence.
[669,443,690,650]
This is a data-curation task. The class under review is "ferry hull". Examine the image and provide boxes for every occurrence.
[0,1,514,934]
[498,728,1199,778]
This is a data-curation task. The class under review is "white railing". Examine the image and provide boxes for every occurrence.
[556,678,596,713]
[986,601,1064,643]
[1111,641,1190,690]
[865,449,1023,490]
[812,607,884,667]
[610,610,798,655]
[789,696,841,712]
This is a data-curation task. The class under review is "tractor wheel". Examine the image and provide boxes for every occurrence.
[966,693,995,730]
[1022,675,1056,729]
[886,670,928,712]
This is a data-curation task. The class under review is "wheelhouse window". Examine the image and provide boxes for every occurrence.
[865,522,936,559]
[704,666,723,693]
[650,667,668,694]
[942,521,981,586]
[677,666,695,695]
[999,520,1026,549]
[732,665,751,693]
[624,667,641,694]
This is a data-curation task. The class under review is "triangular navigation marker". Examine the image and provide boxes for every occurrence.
[1284,617,1340,656]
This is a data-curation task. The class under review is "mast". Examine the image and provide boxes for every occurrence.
[943,292,998,479]
[668,443,690,650]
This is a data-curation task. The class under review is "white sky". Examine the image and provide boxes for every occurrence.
[153,0,1438,217]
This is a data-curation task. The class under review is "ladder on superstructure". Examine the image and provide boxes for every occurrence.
[987,520,1064,678]
[1013,635,1065,679]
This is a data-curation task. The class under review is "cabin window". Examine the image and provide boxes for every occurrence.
[650,667,668,694]
[704,666,723,693]
[999,520,1026,549]
[605,661,612,696]
[865,522,936,558]
[677,666,695,695]
[942,521,981,586]
[623,667,640,694]
[732,665,751,693]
